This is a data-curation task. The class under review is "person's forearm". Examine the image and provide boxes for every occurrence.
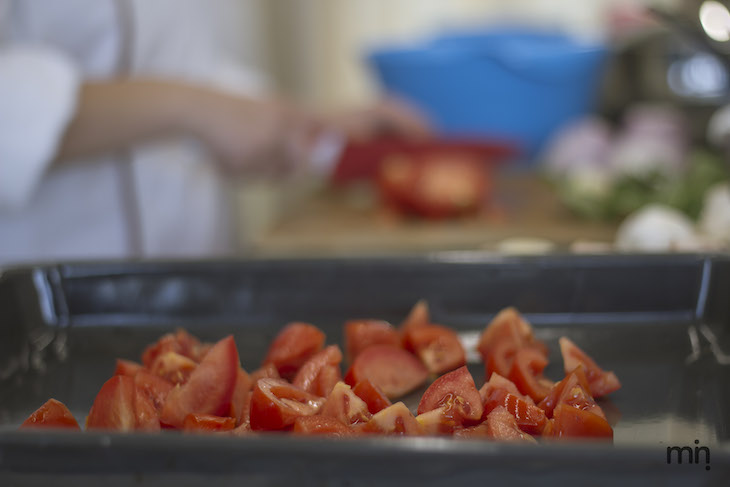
[55,79,208,163]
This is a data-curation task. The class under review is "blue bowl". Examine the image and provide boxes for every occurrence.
[368,28,607,160]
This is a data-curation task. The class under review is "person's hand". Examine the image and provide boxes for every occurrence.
[324,97,432,142]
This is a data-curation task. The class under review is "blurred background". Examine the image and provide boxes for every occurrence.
[230,0,730,257]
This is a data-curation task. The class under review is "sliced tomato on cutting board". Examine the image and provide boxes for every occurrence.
[160,335,239,428]
[20,398,80,430]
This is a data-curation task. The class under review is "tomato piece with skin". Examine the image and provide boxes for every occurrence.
[292,345,342,394]
[344,320,400,361]
[183,413,236,433]
[478,308,548,378]
[320,381,371,426]
[20,399,80,430]
[352,379,391,414]
[538,365,596,418]
[87,375,160,432]
[160,335,239,428]
[417,366,483,424]
[479,372,534,405]
[114,359,144,377]
[141,329,205,367]
[345,344,428,399]
[292,416,352,437]
[453,423,491,439]
[360,402,422,436]
[559,337,621,398]
[230,368,253,426]
[249,378,324,431]
[416,407,459,435]
[551,403,613,440]
[404,324,466,375]
[250,363,280,383]
[557,383,607,421]
[311,364,342,398]
[508,348,554,402]
[484,406,538,443]
[134,370,173,412]
[399,300,430,340]
[263,322,326,380]
[150,351,197,385]
[482,388,547,435]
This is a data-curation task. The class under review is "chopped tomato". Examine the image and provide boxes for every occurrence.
[417,366,483,424]
[538,365,598,419]
[250,363,280,383]
[551,403,613,440]
[20,399,79,430]
[352,379,392,414]
[344,320,400,361]
[484,406,537,443]
[160,335,239,428]
[133,370,173,412]
[183,413,236,433]
[559,337,621,397]
[292,416,352,437]
[292,345,342,395]
[479,372,534,405]
[114,359,144,377]
[478,308,548,377]
[312,365,342,398]
[399,300,430,339]
[508,348,554,402]
[87,375,160,432]
[482,388,547,435]
[230,368,253,426]
[416,407,459,435]
[262,322,325,380]
[141,328,205,367]
[360,402,422,436]
[453,423,491,439]
[319,381,371,426]
[249,378,324,431]
[150,351,197,385]
[344,344,428,399]
[403,324,466,375]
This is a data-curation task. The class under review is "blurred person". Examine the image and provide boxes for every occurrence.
[0,0,428,265]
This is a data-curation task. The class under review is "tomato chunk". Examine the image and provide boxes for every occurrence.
[399,300,430,339]
[417,366,483,424]
[345,345,428,399]
[508,348,554,402]
[538,365,597,418]
[478,308,547,378]
[361,402,422,436]
[230,368,253,426]
[141,329,205,367]
[20,399,79,430]
[249,378,324,431]
[292,416,352,437]
[292,345,343,396]
[483,388,547,435]
[263,322,325,380]
[344,320,400,361]
[559,337,621,397]
[484,406,537,443]
[403,323,466,375]
[352,379,392,414]
[87,375,160,432]
[416,407,459,435]
[114,359,144,377]
[551,403,613,440]
[250,363,280,383]
[479,372,534,405]
[183,413,236,433]
[150,351,197,385]
[320,381,371,426]
[160,335,239,428]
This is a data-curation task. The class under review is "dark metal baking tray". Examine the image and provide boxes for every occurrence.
[1,254,729,486]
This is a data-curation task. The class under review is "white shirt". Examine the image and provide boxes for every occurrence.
[0,0,267,265]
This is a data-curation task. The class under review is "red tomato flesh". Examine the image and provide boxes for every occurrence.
[262,322,325,380]
[319,381,371,426]
[417,366,483,424]
[160,335,239,428]
[249,378,324,431]
[360,402,422,436]
[150,351,197,385]
[20,398,80,430]
[508,347,554,402]
[292,345,342,394]
[352,379,392,414]
[344,320,400,361]
[87,375,160,432]
[483,388,547,435]
[141,329,205,367]
[183,413,236,433]
[345,344,428,399]
[292,416,352,437]
[484,406,537,443]
[551,403,613,440]
[559,337,621,398]
[230,368,253,426]
[114,359,144,378]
